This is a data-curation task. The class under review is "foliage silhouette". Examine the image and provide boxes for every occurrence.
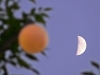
[81,61,100,75]
[0,0,51,75]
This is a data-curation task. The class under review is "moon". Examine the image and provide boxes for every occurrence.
[76,36,87,55]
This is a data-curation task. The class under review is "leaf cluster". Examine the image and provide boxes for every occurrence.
[0,0,51,75]
[81,61,100,75]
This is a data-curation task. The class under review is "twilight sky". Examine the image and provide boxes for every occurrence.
[8,0,100,75]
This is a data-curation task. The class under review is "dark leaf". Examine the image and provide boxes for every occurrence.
[44,7,52,11]
[35,14,46,25]
[9,54,16,59]
[31,68,40,75]
[0,19,8,24]
[8,61,17,67]
[17,57,30,69]
[0,0,2,4]
[0,31,18,53]
[25,53,38,61]
[0,14,6,17]
[24,19,34,25]
[17,57,39,75]
[0,0,51,74]
[41,13,49,18]
[41,51,47,56]
[0,25,3,29]
[81,71,95,75]
[10,41,19,54]
[29,0,36,3]
[11,3,20,10]
[22,12,28,19]
[91,61,99,69]
[30,8,35,15]
[38,7,42,11]
[0,8,3,11]
[6,2,14,17]
[2,66,8,75]
[0,53,5,60]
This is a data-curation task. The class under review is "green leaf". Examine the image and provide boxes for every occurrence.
[25,53,38,61]
[41,13,49,18]
[0,26,3,29]
[30,8,35,15]
[11,3,20,10]
[0,0,51,74]
[44,7,52,11]
[10,41,19,54]
[6,3,13,17]
[91,61,99,69]
[0,19,8,24]
[35,14,46,25]
[22,12,28,19]
[24,19,34,25]
[0,52,5,60]
[17,57,30,69]
[81,71,95,75]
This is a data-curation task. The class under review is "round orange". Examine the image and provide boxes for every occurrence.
[18,24,49,54]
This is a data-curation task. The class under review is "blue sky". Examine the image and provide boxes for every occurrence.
[8,0,100,75]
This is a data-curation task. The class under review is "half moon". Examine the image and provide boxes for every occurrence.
[76,36,87,55]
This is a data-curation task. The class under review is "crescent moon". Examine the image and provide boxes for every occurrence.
[76,36,87,55]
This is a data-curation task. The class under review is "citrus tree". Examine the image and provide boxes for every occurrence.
[0,0,51,75]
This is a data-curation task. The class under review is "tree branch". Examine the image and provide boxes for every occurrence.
[0,32,19,53]
[0,19,34,53]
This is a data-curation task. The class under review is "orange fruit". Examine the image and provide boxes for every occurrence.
[18,24,49,54]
